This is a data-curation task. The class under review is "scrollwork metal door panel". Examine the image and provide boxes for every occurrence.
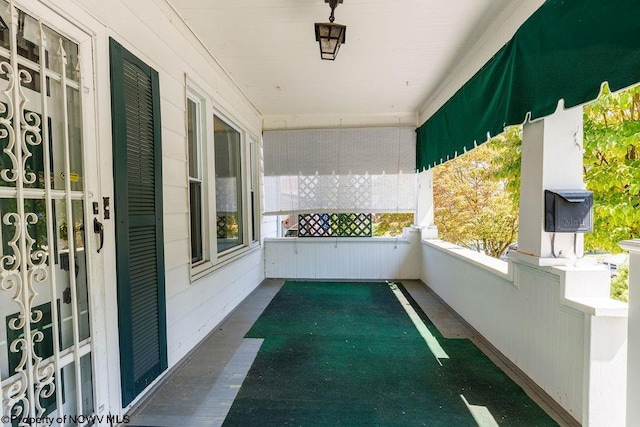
[0,2,96,425]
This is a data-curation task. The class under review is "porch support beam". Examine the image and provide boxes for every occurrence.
[416,169,438,239]
[518,105,584,260]
[515,105,628,425]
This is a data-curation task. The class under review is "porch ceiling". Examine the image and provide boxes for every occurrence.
[166,0,545,128]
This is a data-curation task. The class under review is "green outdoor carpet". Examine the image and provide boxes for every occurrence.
[223,281,557,426]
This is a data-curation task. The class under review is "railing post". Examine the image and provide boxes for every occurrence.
[416,169,438,239]
[519,105,585,260]
[620,239,640,425]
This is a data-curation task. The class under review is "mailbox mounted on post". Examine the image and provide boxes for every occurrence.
[544,190,593,233]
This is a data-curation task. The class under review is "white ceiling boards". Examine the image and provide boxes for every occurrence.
[166,0,545,128]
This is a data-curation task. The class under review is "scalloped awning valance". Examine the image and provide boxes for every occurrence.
[416,0,640,170]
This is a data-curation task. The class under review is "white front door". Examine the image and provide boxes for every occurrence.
[0,1,101,425]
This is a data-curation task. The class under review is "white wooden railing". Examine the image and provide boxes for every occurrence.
[422,239,627,426]
[263,232,628,425]
[619,239,640,426]
[264,228,422,280]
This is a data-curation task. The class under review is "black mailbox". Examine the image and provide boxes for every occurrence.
[544,190,593,233]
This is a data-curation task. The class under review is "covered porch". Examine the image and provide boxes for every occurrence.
[126,216,629,425]
[135,0,636,424]
[127,279,575,426]
[0,0,638,425]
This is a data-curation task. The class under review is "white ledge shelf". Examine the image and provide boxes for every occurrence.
[620,239,640,253]
[563,296,628,317]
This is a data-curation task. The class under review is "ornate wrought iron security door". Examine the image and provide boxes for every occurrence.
[0,2,95,425]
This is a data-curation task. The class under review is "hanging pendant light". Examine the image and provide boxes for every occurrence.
[314,0,346,61]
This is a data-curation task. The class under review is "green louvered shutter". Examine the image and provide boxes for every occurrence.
[109,38,167,407]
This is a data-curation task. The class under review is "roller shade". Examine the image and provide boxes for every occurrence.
[417,0,640,170]
[263,127,416,215]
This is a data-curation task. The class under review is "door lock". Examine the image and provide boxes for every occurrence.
[103,197,111,219]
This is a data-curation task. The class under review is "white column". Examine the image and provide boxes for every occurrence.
[515,105,628,425]
[416,169,438,239]
[620,239,640,426]
[518,105,585,259]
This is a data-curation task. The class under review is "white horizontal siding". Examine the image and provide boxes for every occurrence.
[160,96,186,137]
[164,239,190,271]
[162,127,188,161]
[166,249,264,365]
[162,127,187,165]
[163,213,189,243]
[163,157,188,187]
[162,186,189,214]
[165,264,190,299]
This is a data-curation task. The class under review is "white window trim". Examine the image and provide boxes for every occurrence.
[186,81,260,282]
[210,111,245,257]
[187,92,206,267]
[247,133,261,246]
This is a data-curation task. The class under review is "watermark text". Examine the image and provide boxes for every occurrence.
[2,413,130,425]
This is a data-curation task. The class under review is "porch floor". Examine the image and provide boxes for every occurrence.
[127,279,576,426]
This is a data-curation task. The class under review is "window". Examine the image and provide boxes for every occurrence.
[214,115,243,253]
[249,135,261,243]
[187,96,204,263]
[186,84,260,280]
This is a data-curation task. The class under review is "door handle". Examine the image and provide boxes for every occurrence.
[94,218,104,253]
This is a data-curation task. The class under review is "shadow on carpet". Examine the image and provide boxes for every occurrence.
[222,281,557,426]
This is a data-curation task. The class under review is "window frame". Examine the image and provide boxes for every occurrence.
[248,134,261,246]
[187,93,205,266]
[186,83,261,282]
[212,112,245,256]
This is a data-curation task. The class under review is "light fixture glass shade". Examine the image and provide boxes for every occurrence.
[315,22,346,60]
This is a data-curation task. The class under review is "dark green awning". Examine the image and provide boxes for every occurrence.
[416,0,640,170]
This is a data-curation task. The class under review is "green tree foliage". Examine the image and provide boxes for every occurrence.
[434,85,638,300]
[610,263,629,302]
[372,213,414,237]
[583,84,640,252]
[490,85,640,255]
[492,126,523,206]
[433,136,519,258]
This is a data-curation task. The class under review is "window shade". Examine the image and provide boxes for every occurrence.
[263,127,416,215]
